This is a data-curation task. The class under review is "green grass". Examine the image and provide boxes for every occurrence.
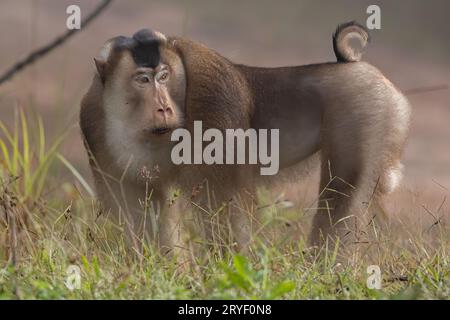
[0,233,448,299]
[0,110,449,300]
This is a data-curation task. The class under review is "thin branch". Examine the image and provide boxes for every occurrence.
[404,84,448,96]
[0,0,113,85]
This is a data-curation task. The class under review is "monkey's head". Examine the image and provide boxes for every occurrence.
[86,28,251,179]
[95,29,186,144]
[92,29,187,176]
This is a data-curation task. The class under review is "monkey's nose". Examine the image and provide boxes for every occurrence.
[156,106,174,117]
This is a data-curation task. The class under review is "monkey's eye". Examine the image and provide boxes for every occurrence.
[156,69,170,83]
[135,74,151,85]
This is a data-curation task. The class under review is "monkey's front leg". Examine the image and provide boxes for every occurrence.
[157,193,191,263]
[192,189,254,253]
[228,192,255,252]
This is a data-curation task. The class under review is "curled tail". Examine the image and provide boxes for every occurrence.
[333,21,370,62]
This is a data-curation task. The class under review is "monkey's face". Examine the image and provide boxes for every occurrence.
[105,50,186,143]
[104,48,186,142]
[95,30,187,175]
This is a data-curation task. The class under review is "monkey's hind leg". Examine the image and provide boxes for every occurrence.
[309,124,390,250]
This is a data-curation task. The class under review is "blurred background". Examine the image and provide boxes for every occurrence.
[0,0,449,226]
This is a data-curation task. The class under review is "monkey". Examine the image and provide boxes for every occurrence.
[80,29,254,256]
[80,22,411,256]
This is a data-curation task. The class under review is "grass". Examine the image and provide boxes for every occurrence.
[0,110,449,300]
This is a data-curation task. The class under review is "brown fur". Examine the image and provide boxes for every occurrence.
[80,24,411,255]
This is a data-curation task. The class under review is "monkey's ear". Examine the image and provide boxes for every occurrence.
[94,40,114,83]
[94,57,107,82]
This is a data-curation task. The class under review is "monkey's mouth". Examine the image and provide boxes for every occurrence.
[151,127,171,135]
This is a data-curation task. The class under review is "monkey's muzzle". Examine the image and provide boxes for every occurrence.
[151,127,171,135]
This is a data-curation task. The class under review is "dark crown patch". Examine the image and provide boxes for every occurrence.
[113,29,164,68]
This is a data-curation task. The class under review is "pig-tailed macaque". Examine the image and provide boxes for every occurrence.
[80,22,411,257]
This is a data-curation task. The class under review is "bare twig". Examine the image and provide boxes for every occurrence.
[0,0,113,85]
[404,84,448,96]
